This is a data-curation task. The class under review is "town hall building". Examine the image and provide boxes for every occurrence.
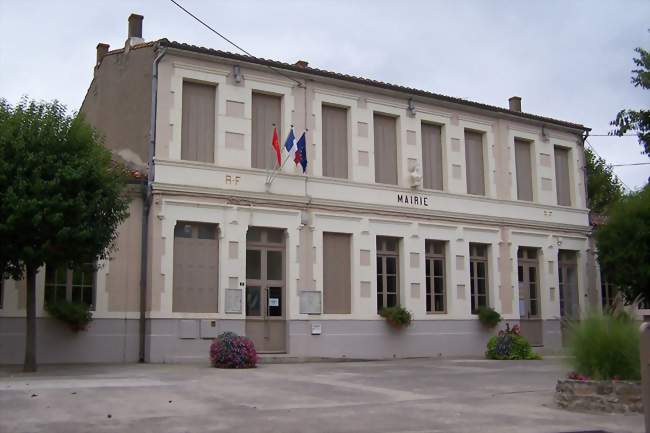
[0,14,601,363]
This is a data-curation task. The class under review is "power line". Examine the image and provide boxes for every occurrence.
[610,162,650,167]
[589,134,637,137]
[585,139,632,191]
[167,0,303,87]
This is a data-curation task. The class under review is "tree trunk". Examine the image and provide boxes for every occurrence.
[23,265,37,372]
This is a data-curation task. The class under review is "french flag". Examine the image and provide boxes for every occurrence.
[284,127,297,162]
[294,131,307,173]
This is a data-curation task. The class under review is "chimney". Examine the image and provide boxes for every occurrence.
[126,13,144,47]
[508,96,522,112]
[96,43,109,66]
[294,60,309,69]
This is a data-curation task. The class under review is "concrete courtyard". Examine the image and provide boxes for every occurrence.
[0,358,643,433]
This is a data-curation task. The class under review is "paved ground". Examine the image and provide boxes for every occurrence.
[0,358,643,433]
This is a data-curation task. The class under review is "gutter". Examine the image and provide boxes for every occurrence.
[139,43,167,363]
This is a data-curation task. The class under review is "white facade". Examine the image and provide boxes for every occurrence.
[0,37,599,364]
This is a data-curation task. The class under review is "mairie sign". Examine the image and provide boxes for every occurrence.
[397,193,429,207]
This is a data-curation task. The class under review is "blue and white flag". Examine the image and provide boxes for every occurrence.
[295,131,307,173]
[284,127,297,161]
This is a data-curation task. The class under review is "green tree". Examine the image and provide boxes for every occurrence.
[596,185,650,303]
[584,147,625,214]
[611,42,650,156]
[0,98,130,372]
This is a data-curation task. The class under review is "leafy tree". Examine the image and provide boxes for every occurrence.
[584,147,625,214]
[611,42,650,156]
[0,98,130,372]
[596,185,650,303]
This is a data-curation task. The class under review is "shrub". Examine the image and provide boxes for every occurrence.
[379,306,412,329]
[567,314,640,381]
[477,306,501,328]
[210,331,257,368]
[45,301,93,332]
[486,324,541,360]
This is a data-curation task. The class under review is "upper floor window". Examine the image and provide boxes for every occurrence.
[376,236,400,311]
[322,105,348,179]
[469,243,489,314]
[464,130,485,195]
[373,114,398,185]
[181,81,216,163]
[514,138,533,201]
[421,123,443,190]
[45,264,96,309]
[251,92,281,170]
[425,240,446,313]
[554,146,571,206]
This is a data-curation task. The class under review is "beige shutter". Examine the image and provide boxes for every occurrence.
[323,232,351,314]
[422,123,443,190]
[373,114,398,184]
[322,105,348,179]
[464,130,485,195]
[554,146,571,206]
[514,139,533,201]
[173,222,219,313]
[181,81,216,163]
[251,93,281,169]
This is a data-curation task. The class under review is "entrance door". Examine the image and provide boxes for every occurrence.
[558,250,578,345]
[245,227,286,353]
[517,247,542,346]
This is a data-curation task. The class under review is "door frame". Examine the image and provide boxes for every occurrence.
[245,227,287,353]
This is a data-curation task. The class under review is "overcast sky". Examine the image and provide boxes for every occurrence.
[1,0,648,189]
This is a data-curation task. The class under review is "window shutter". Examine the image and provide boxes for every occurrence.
[322,105,349,179]
[422,123,443,190]
[373,114,398,184]
[251,93,282,170]
[464,130,485,195]
[554,146,571,206]
[514,139,533,201]
[322,232,352,314]
[181,81,216,163]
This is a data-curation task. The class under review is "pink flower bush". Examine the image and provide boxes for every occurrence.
[210,332,257,368]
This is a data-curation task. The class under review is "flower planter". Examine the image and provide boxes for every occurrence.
[555,378,643,413]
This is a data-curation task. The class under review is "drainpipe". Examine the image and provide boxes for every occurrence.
[139,43,166,363]
[581,129,599,312]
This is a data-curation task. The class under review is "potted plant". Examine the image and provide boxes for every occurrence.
[477,306,501,328]
[485,323,541,360]
[45,301,93,332]
[379,306,412,329]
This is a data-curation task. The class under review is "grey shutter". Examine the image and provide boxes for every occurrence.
[422,123,443,190]
[322,105,348,179]
[554,146,571,206]
[514,139,533,201]
[323,232,352,314]
[173,223,219,313]
[251,93,281,169]
[373,114,398,184]
[181,81,216,163]
[464,130,485,195]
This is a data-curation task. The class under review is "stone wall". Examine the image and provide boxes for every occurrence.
[555,379,643,413]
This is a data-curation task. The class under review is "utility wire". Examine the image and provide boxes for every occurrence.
[585,139,632,191]
[610,162,650,167]
[589,134,637,137]
[168,0,304,87]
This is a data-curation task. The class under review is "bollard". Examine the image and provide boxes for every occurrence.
[640,322,650,433]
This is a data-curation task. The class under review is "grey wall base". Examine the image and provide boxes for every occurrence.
[145,318,245,363]
[0,317,139,365]
[0,318,563,364]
